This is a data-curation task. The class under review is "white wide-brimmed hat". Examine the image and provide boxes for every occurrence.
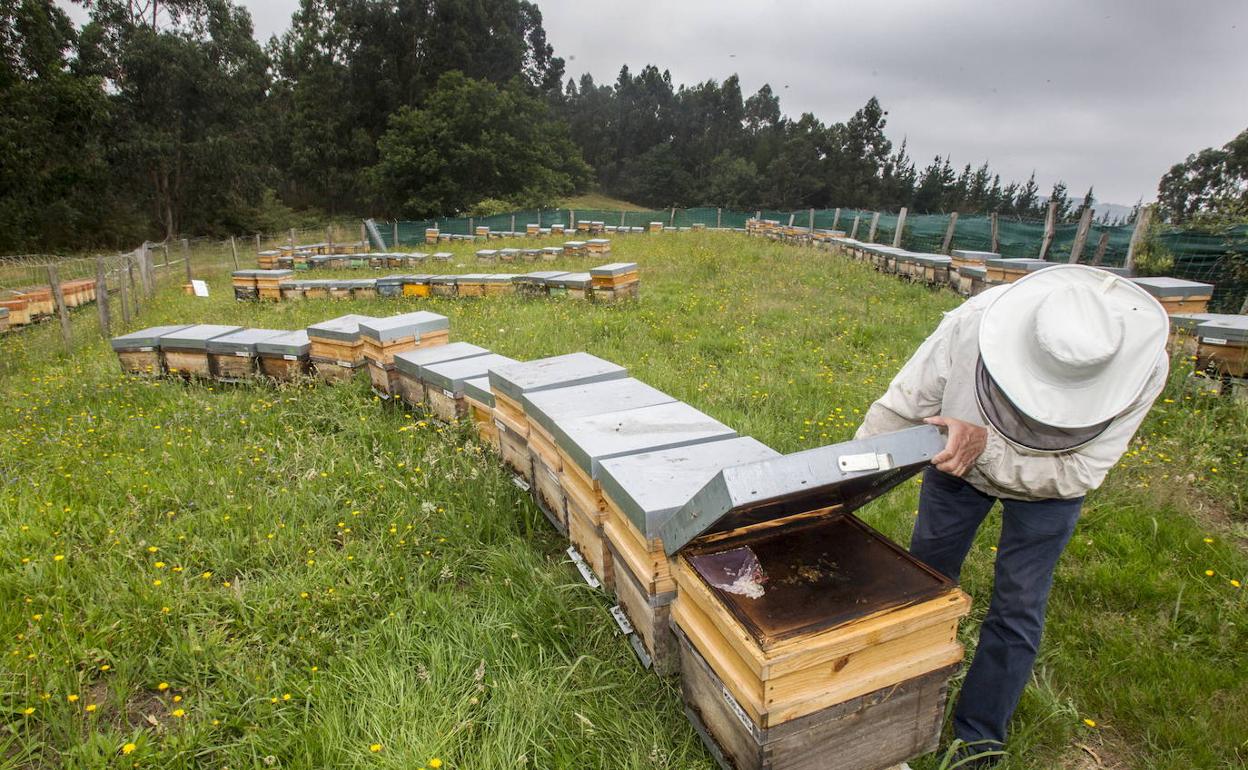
[978,264,1169,430]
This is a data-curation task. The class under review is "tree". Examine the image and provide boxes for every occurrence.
[1157,128,1248,224]
[1014,173,1040,217]
[368,71,589,217]
[1047,181,1071,222]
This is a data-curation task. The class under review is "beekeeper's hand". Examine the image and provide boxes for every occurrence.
[925,416,987,477]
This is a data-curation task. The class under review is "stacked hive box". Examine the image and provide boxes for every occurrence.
[463,376,500,450]
[430,276,458,297]
[483,275,515,296]
[207,329,288,381]
[307,315,376,383]
[548,273,592,299]
[586,238,612,256]
[0,297,30,326]
[159,325,243,378]
[359,312,451,396]
[515,271,567,298]
[1130,277,1215,315]
[564,241,588,257]
[255,269,294,301]
[950,249,997,273]
[456,274,490,297]
[1196,315,1248,378]
[541,247,562,261]
[256,330,311,380]
[660,427,972,770]
[392,342,491,410]
[908,253,953,285]
[550,401,737,590]
[425,228,439,244]
[984,257,1050,283]
[110,325,192,376]
[590,263,639,302]
[420,353,519,423]
[522,378,675,534]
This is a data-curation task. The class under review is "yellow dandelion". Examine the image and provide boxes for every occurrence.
[201,571,213,579]
[152,579,162,586]
[22,707,35,715]
[1232,580,1242,588]
[147,546,158,553]
[172,695,182,703]
[171,708,185,718]
[370,744,383,753]
[53,554,65,562]
[122,742,136,755]
[429,758,443,768]
[157,682,169,691]
[1083,718,1097,728]
[67,694,79,702]
[85,704,98,712]
[1205,570,1215,577]
[282,693,291,701]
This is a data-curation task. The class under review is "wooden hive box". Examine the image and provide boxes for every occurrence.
[376,275,406,298]
[909,253,953,285]
[586,238,612,256]
[420,352,518,424]
[326,279,353,300]
[522,378,676,534]
[576,221,591,233]
[393,342,492,411]
[0,307,7,333]
[402,275,432,297]
[0,297,30,326]
[158,324,243,378]
[550,402,738,591]
[206,328,288,382]
[1130,276,1215,315]
[551,223,566,235]
[499,248,520,262]
[597,437,779,674]
[21,288,54,317]
[549,272,592,300]
[984,257,1050,283]
[349,279,377,299]
[429,275,458,298]
[425,228,440,244]
[456,274,490,298]
[256,330,311,381]
[254,269,294,301]
[358,312,450,396]
[563,240,588,257]
[1196,315,1248,378]
[540,246,563,261]
[476,226,490,238]
[488,353,628,489]
[521,248,542,262]
[590,262,638,288]
[659,426,972,770]
[514,271,567,299]
[463,376,500,451]
[476,249,499,263]
[949,249,997,272]
[526,223,541,237]
[307,314,377,383]
[431,252,453,262]
[301,279,331,300]
[482,274,517,296]
[110,325,193,376]
[281,280,310,301]
[649,222,664,233]
[404,252,430,268]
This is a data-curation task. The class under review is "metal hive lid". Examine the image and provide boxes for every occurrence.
[393,342,489,377]
[589,262,638,277]
[598,436,780,538]
[254,269,294,278]
[961,265,988,279]
[487,353,627,403]
[553,401,738,481]
[1168,312,1233,335]
[255,330,310,356]
[109,324,193,351]
[549,272,592,288]
[1196,315,1248,343]
[421,354,518,394]
[462,376,495,407]
[906,252,952,266]
[358,312,449,343]
[158,324,244,350]
[482,274,517,283]
[658,425,946,555]
[375,275,406,286]
[429,275,458,284]
[521,377,675,439]
[206,328,288,354]
[951,250,999,260]
[1130,276,1215,297]
[985,257,1049,269]
[306,315,378,343]
[517,271,569,283]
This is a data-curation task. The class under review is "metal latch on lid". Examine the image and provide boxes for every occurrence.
[837,452,894,473]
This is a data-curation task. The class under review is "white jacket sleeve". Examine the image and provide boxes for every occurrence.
[855,312,957,439]
[973,356,1169,500]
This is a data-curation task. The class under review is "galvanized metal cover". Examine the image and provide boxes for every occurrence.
[907,252,953,266]
[658,425,946,554]
[985,257,1050,270]
[598,436,780,537]
[254,269,294,278]
[109,324,193,351]
[1130,276,1215,297]
[429,275,458,284]
[550,272,592,288]
[516,271,569,284]
[421,354,518,395]
[521,377,674,438]
[961,265,988,279]
[306,315,377,343]
[158,324,244,350]
[482,274,517,283]
[358,312,449,343]
[206,328,288,355]
[488,353,627,403]
[375,275,405,286]
[255,330,310,357]
[589,262,638,277]
[1168,313,1234,335]
[1197,315,1248,343]
[394,342,490,377]
[463,376,494,407]
[951,250,1000,260]
[553,401,738,481]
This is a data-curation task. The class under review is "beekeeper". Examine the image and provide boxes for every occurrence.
[856,264,1170,765]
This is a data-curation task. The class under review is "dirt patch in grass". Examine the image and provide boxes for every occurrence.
[1059,731,1136,769]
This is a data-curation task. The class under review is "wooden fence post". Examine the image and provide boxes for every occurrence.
[716,208,722,229]
[510,213,516,234]
[570,210,576,229]
[119,255,131,326]
[1240,294,1248,315]
[1068,207,1094,263]
[95,256,110,338]
[182,238,192,283]
[1124,204,1153,274]
[850,215,861,240]
[137,243,150,296]
[48,265,71,349]
[808,208,815,233]
[670,207,676,227]
[326,226,335,254]
[162,242,170,267]
[359,221,367,247]
[1039,201,1058,260]
[892,207,908,249]
[1092,232,1110,265]
[867,212,880,242]
[787,212,795,227]
[255,233,262,254]
[289,228,296,252]
[941,212,959,254]
[468,217,475,238]
[229,236,240,270]
[990,212,1000,252]
[832,208,841,231]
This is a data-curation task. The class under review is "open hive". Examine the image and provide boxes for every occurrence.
[255,330,311,380]
[1130,276,1215,315]
[660,426,972,770]
[597,437,779,673]
[487,354,627,491]
[111,325,192,376]
[1195,315,1248,378]
[158,324,243,378]
[463,376,499,450]
[207,329,288,382]
[551,401,738,590]
[521,377,675,533]
[420,353,519,424]
[392,342,491,410]
[359,312,450,396]
[307,314,377,383]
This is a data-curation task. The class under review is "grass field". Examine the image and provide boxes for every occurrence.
[558,193,649,212]
[1,232,1245,769]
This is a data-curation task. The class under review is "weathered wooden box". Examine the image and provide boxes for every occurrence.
[359,312,450,396]
[0,297,31,326]
[909,253,953,285]
[660,427,972,769]
[483,274,516,296]
[254,269,294,301]
[429,275,458,298]
[159,324,243,378]
[463,376,500,451]
[418,353,517,423]
[1130,276,1215,315]
[232,271,259,300]
[308,314,376,383]
[586,238,612,256]
[110,325,192,376]
[457,274,490,297]
[1196,315,1248,378]
[541,247,563,261]
[563,240,588,257]
[590,262,639,290]
[256,330,311,381]
[206,328,287,382]
[514,271,568,298]
[949,249,997,272]
[984,257,1050,283]
[394,342,490,410]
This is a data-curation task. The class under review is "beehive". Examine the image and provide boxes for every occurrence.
[376,275,405,298]
[590,262,639,290]
[258,250,281,268]
[256,330,311,380]
[349,279,377,300]
[425,228,439,244]
[586,238,612,256]
[0,307,8,333]
[476,226,490,238]
[456,274,490,298]
[281,281,309,301]
[0,297,32,326]
[522,378,676,533]
[955,265,992,296]
[483,274,516,296]
[1130,276,1215,315]
[526,223,541,237]
[1196,315,1248,378]
[22,288,53,317]
[908,253,953,285]
[660,426,972,770]
[110,325,193,376]
[487,354,628,488]
[476,249,498,263]
[563,241,588,257]
[431,252,453,262]
[463,376,499,450]
[551,402,737,589]
[984,257,1051,283]
[548,272,592,299]
[551,224,566,235]
[307,314,377,383]
[649,222,664,233]
[499,248,520,262]
[402,275,432,297]
[429,275,458,297]
[358,312,450,396]
[594,437,780,673]
[949,249,998,272]
[206,329,288,382]
[302,280,332,300]
[420,353,518,424]
[541,247,562,261]
[254,269,294,301]
[514,271,568,298]
[393,342,491,410]
[158,324,243,378]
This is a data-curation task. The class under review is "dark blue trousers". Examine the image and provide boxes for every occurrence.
[911,467,1082,749]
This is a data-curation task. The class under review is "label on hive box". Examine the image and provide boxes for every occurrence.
[283,354,298,361]
[139,346,154,352]
[722,684,755,734]
[610,605,634,635]
[235,351,249,357]
[443,389,454,398]
[1204,338,1229,346]
[336,360,352,368]
[511,476,531,492]
[628,634,653,670]
[566,546,601,589]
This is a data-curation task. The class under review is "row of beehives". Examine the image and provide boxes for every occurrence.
[110,314,972,770]
[746,218,846,245]
[256,239,615,271]
[230,263,640,304]
[421,219,706,244]
[0,279,100,333]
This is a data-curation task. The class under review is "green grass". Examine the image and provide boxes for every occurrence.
[558,193,648,212]
[1,232,1245,769]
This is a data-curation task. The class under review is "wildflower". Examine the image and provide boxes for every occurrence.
[1233,580,1242,589]
[99,664,110,671]
[54,554,65,562]
[22,707,35,715]
[85,704,97,712]
[172,708,185,718]
[152,579,162,586]
[282,693,291,701]
[122,742,136,755]
[1083,718,1097,728]
[172,695,182,703]
[1203,538,1214,544]
[1205,570,1215,577]
[67,694,79,702]
[370,744,383,753]
[157,682,169,691]
[201,571,213,579]
[429,759,443,768]
[148,546,158,553]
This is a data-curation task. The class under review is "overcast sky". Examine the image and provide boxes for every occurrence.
[59,0,1248,205]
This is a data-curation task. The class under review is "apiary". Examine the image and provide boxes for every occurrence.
[586,238,612,256]
[549,272,592,299]
[158,324,244,378]
[522,378,676,532]
[393,342,491,409]
[487,353,628,486]
[499,248,520,262]
[563,241,588,257]
[590,262,638,289]
[984,257,1051,283]
[359,312,450,396]
[552,402,738,589]
[476,249,498,263]
[541,246,562,261]
[421,353,518,423]
[456,274,490,297]
[307,314,377,383]
[1195,315,1248,378]
[256,330,311,380]
[110,325,192,376]
[430,275,458,297]
[661,426,972,770]
[515,271,567,298]
[909,253,953,285]
[1129,276,1215,315]
[253,269,294,301]
[598,437,780,672]
[376,275,405,298]
[463,375,500,450]
[483,274,516,296]
[949,249,997,272]
[349,279,377,299]
[0,297,31,326]
[207,328,288,381]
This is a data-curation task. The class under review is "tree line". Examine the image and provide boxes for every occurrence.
[1,0,1242,253]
